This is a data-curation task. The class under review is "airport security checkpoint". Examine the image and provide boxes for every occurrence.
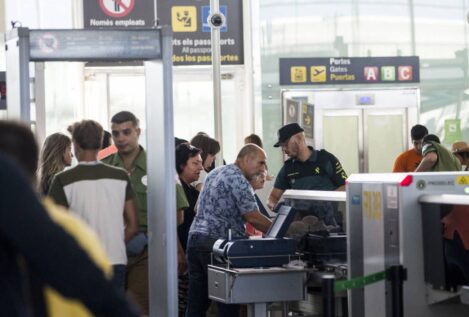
[2,1,469,317]
[4,25,469,317]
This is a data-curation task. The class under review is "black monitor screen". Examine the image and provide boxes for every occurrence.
[266,205,296,238]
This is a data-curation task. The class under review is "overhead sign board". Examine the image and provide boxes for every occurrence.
[83,0,155,28]
[280,56,420,85]
[157,0,244,65]
[29,29,162,61]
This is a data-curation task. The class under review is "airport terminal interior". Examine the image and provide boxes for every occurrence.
[0,1,469,317]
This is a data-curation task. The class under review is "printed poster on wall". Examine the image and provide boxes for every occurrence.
[285,99,300,125]
[302,103,314,139]
[444,119,462,144]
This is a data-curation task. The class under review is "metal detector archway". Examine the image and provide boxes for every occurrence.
[6,27,178,317]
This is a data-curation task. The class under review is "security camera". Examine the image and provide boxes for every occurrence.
[208,13,225,28]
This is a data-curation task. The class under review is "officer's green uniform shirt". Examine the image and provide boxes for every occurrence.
[422,141,461,172]
[102,147,148,231]
[102,146,189,232]
[274,147,347,191]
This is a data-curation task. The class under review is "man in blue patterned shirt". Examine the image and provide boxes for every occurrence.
[185,144,272,317]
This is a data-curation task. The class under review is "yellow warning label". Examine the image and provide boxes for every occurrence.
[311,66,326,82]
[290,67,307,83]
[456,176,469,185]
[172,6,197,32]
[363,191,382,221]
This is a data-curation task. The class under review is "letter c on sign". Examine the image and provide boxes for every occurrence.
[398,66,412,81]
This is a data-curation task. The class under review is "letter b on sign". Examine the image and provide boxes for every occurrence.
[381,66,395,81]
[398,66,413,81]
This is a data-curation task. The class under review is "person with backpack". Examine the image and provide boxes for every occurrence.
[267,123,347,226]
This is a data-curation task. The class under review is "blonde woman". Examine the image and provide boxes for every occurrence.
[38,133,73,195]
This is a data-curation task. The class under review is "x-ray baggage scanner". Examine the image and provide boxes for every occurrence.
[347,172,469,317]
[208,205,306,317]
[5,27,177,317]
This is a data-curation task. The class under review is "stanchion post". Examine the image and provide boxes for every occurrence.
[322,275,336,317]
[388,265,407,317]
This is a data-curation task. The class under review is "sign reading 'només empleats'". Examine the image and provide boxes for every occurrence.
[83,0,156,28]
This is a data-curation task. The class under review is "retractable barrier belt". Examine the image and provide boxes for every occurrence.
[334,270,387,293]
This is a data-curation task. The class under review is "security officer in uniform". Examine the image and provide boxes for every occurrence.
[267,123,347,226]
[101,111,150,314]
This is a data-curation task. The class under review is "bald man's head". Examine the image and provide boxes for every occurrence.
[236,144,267,180]
[237,143,263,159]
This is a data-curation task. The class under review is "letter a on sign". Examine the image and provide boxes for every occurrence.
[364,67,378,81]
[99,0,135,18]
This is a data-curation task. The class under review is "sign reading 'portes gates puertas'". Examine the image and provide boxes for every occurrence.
[157,0,244,65]
[279,56,420,85]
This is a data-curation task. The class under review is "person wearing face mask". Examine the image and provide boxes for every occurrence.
[189,132,220,191]
[38,133,73,195]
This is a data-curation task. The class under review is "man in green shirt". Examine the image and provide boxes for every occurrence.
[102,111,188,315]
[415,134,461,172]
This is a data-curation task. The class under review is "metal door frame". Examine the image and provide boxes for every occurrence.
[281,87,420,173]
[5,27,177,317]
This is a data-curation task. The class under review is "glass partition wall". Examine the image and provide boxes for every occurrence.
[259,0,469,175]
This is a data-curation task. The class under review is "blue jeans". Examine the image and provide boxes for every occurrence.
[112,264,126,292]
[185,233,239,317]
